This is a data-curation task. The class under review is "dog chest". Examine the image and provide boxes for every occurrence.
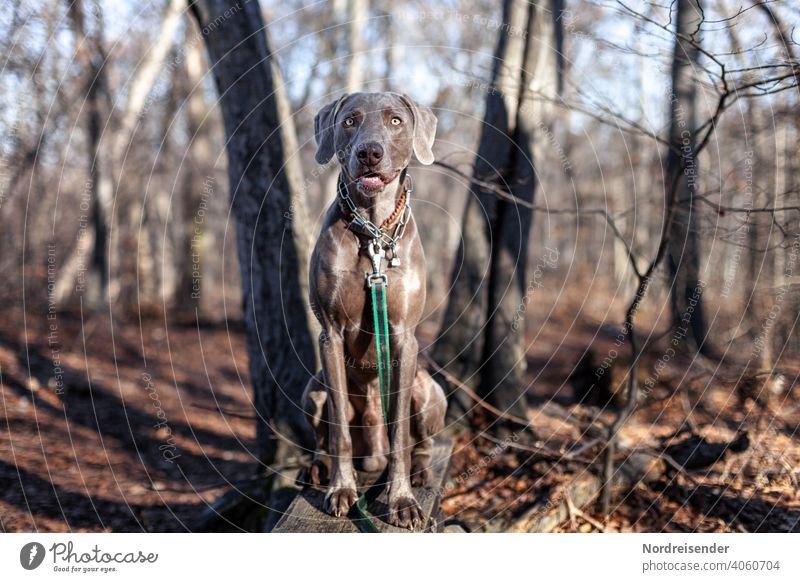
[314,252,422,330]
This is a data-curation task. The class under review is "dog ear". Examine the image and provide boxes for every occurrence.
[399,94,437,165]
[314,95,348,165]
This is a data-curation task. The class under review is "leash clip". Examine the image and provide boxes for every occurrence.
[368,240,384,273]
[366,240,388,287]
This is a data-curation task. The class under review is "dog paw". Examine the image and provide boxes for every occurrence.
[324,487,357,518]
[296,459,329,487]
[389,494,423,530]
[410,460,432,488]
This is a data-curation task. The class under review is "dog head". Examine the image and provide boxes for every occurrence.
[313,92,437,196]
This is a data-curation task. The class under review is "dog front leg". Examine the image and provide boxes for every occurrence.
[320,331,358,517]
[387,330,424,529]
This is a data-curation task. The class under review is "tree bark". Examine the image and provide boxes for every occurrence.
[433,0,528,423]
[173,32,213,314]
[434,0,561,426]
[321,0,370,213]
[345,0,368,93]
[665,0,708,352]
[60,0,110,310]
[189,0,317,466]
[482,0,560,419]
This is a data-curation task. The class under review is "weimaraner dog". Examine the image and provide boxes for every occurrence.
[300,92,446,529]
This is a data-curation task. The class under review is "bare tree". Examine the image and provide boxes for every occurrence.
[345,0,368,93]
[188,0,317,469]
[173,29,214,314]
[62,0,110,309]
[433,0,562,428]
[664,0,708,352]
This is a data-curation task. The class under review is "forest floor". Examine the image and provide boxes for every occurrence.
[1,298,798,533]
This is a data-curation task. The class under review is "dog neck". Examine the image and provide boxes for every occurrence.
[340,170,407,228]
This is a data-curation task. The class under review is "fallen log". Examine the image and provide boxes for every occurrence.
[507,452,665,532]
[507,429,752,533]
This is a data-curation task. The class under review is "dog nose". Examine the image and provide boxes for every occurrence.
[357,142,384,166]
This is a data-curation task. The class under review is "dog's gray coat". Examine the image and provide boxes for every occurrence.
[300,92,446,529]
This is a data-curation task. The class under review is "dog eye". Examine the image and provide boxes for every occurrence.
[343,117,355,127]
[391,117,402,126]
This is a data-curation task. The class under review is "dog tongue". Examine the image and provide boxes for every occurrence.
[359,175,384,189]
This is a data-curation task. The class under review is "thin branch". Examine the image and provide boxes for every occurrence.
[433,160,643,277]
[422,353,535,430]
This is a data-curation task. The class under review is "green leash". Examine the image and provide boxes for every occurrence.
[371,279,392,423]
[349,251,392,533]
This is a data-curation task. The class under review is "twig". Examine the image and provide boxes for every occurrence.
[539,402,609,438]
[479,430,594,464]
[620,445,700,486]
[422,353,534,431]
[566,495,606,532]
[566,492,578,530]
[569,438,603,459]
[433,160,643,278]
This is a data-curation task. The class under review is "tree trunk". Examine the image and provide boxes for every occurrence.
[665,0,708,352]
[345,0,368,93]
[481,0,560,419]
[433,0,529,423]
[173,32,213,314]
[320,0,370,213]
[434,0,560,426]
[60,0,110,310]
[189,0,317,466]
[145,50,185,306]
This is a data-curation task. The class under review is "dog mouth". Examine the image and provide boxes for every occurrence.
[356,170,400,192]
